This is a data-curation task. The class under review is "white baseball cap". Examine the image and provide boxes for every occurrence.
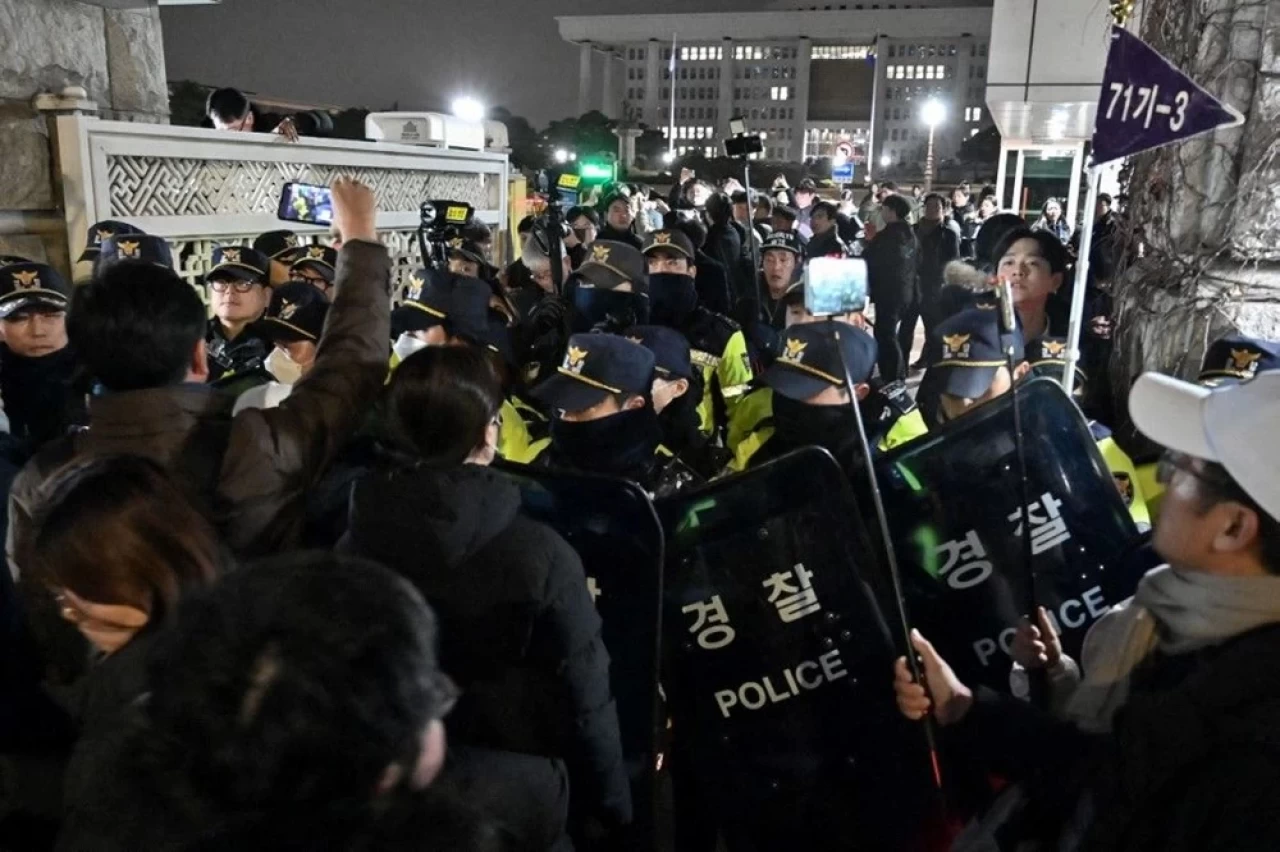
[1130,370,1280,522]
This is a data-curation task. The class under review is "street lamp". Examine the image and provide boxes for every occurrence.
[553,148,570,164]
[879,153,892,168]
[451,96,486,123]
[920,98,946,192]
[662,150,676,165]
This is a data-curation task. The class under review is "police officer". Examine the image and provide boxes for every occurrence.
[232,282,331,414]
[391,271,547,464]
[77,220,145,268]
[527,333,698,496]
[642,228,753,440]
[205,246,273,388]
[729,320,925,472]
[254,230,308,287]
[289,245,339,296]
[628,324,725,479]
[757,231,804,333]
[567,240,650,335]
[0,262,86,449]
[923,307,1027,427]
[94,235,175,275]
[1026,337,1152,529]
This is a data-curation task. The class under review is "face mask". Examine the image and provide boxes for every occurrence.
[572,227,592,244]
[647,273,699,327]
[393,332,429,363]
[265,346,304,385]
[550,406,661,478]
[771,392,860,456]
[569,283,648,334]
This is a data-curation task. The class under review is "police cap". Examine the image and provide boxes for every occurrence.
[290,245,338,283]
[207,246,271,285]
[928,308,1022,399]
[444,236,493,272]
[1197,335,1280,385]
[254,230,306,265]
[0,263,71,319]
[259,281,330,343]
[97,235,174,272]
[79,220,145,262]
[764,320,876,402]
[532,333,656,413]
[628,325,693,380]
[1025,336,1085,388]
[641,229,695,261]
[580,240,648,291]
[392,270,491,341]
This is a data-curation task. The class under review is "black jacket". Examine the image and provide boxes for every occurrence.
[950,203,980,258]
[950,622,1280,852]
[596,223,642,251]
[693,249,732,317]
[805,228,851,261]
[864,220,918,307]
[704,221,745,306]
[914,220,961,296]
[0,345,88,453]
[343,464,631,827]
[205,318,270,385]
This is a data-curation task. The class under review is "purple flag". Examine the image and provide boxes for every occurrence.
[1092,24,1242,165]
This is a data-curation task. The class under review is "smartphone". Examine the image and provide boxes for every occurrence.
[278,182,334,226]
[804,257,868,318]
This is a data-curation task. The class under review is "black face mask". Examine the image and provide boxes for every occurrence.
[770,392,860,457]
[569,281,649,334]
[572,227,593,245]
[549,405,661,478]
[647,272,699,327]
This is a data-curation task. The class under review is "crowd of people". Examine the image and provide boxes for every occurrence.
[0,111,1278,852]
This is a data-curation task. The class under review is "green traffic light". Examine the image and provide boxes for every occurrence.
[578,160,616,181]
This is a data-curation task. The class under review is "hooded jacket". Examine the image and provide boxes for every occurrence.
[342,463,631,828]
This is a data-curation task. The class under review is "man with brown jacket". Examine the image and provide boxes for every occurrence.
[7,178,391,686]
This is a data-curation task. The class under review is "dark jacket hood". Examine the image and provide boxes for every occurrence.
[348,463,521,570]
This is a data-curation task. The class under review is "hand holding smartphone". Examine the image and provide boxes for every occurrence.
[278,181,335,225]
[804,257,868,318]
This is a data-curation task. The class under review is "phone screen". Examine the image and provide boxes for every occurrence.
[278,182,334,225]
[804,257,868,317]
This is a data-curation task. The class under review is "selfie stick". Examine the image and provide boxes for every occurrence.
[828,318,943,790]
[998,282,1039,621]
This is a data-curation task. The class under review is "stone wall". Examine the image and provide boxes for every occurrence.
[0,0,168,271]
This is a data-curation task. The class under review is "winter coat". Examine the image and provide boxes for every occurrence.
[864,220,919,307]
[596,223,642,252]
[343,463,631,828]
[914,220,961,297]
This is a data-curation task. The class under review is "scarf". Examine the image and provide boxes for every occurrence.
[1065,564,1280,732]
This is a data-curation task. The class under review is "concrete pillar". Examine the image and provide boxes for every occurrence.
[601,51,615,119]
[792,37,812,161]
[578,43,593,117]
[645,40,661,126]
[718,37,734,141]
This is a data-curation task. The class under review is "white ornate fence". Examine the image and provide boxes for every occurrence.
[54,116,510,292]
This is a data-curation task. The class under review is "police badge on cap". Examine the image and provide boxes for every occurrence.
[0,263,72,319]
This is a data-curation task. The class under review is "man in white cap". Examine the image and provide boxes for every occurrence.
[892,371,1280,852]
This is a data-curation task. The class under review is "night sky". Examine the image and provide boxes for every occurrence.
[161,0,771,126]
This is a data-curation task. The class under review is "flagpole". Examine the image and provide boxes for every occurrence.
[1063,166,1100,392]
[667,34,678,159]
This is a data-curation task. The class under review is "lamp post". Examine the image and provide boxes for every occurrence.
[451,96,486,123]
[920,98,945,192]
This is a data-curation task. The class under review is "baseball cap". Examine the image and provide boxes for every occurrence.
[764,320,876,402]
[78,220,144,262]
[0,263,72,319]
[1130,370,1280,522]
[928,308,1022,400]
[1025,337,1086,389]
[532,333,656,414]
[290,245,338,283]
[628,325,693,380]
[259,282,330,343]
[392,270,491,340]
[254,230,306,265]
[1197,335,1280,385]
[640,229,695,261]
[580,241,648,291]
[761,231,803,256]
[96,235,174,271]
[207,246,270,285]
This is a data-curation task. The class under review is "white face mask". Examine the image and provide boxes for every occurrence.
[265,346,304,385]
[393,332,429,363]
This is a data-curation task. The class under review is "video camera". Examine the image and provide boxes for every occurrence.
[417,199,476,270]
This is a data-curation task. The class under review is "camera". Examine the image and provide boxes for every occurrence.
[725,118,765,159]
[416,200,476,269]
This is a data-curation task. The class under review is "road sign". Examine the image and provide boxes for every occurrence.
[1092,24,1243,165]
[832,162,855,183]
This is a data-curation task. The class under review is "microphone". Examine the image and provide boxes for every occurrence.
[997,278,1017,336]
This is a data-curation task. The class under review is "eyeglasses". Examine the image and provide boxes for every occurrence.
[209,278,262,294]
[290,273,329,288]
[1156,451,1235,490]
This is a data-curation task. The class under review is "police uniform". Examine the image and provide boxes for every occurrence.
[1134,335,1280,520]
[205,246,274,390]
[254,230,308,267]
[1026,337,1152,529]
[232,282,331,414]
[642,229,753,440]
[526,333,698,497]
[289,245,339,292]
[628,324,723,480]
[569,240,650,335]
[728,321,916,472]
[756,231,804,334]
[390,270,546,464]
[94,235,175,275]
[922,307,1022,420]
[77,220,144,265]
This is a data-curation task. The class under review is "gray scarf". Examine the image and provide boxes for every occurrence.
[1065,564,1280,732]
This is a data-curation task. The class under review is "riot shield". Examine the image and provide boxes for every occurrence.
[494,463,663,846]
[875,377,1142,694]
[655,447,933,852]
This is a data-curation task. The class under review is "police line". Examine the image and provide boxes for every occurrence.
[494,377,1145,848]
